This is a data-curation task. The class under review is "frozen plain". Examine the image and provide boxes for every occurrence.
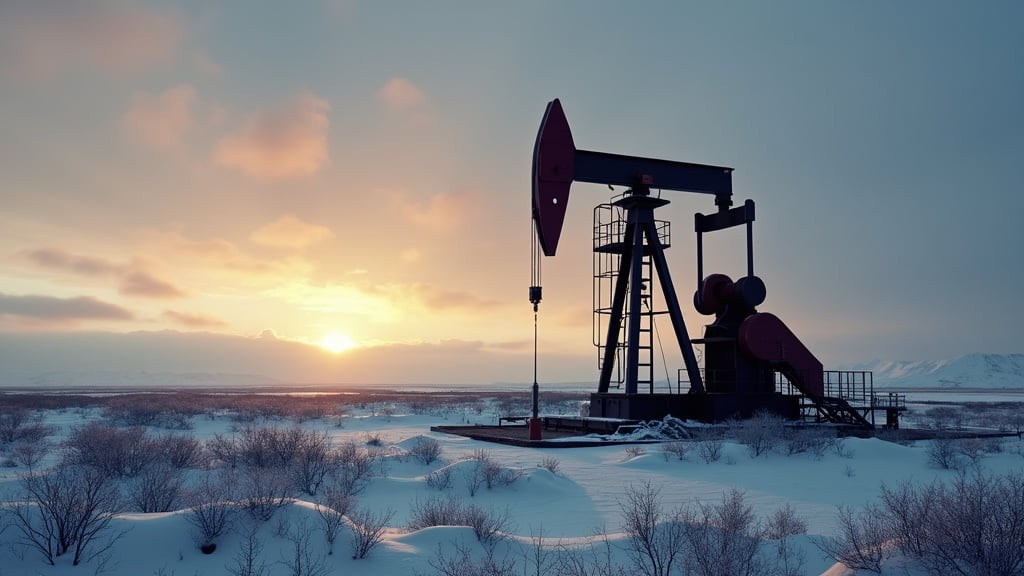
[1,391,1023,576]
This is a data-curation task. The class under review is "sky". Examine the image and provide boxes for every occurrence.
[1,0,1022,386]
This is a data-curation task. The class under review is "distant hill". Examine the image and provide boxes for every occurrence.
[846,353,1024,389]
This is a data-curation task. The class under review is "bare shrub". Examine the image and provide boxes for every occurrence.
[660,441,689,461]
[226,522,268,576]
[426,466,454,491]
[11,464,123,566]
[623,445,647,459]
[555,529,629,576]
[923,406,964,431]
[814,503,889,574]
[927,437,964,470]
[462,449,522,495]
[880,472,1024,576]
[619,481,687,576]
[735,411,784,457]
[427,540,519,576]
[239,465,294,522]
[0,408,51,445]
[315,485,351,555]
[129,463,185,513]
[682,489,764,576]
[290,431,331,496]
[538,455,561,475]
[64,422,154,478]
[955,438,986,467]
[783,427,832,457]
[278,517,329,576]
[153,434,205,469]
[185,472,236,551]
[349,505,395,559]
[12,440,51,469]
[332,440,375,496]
[410,437,442,465]
[695,432,724,463]
[408,495,464,531]
[764,503,808,576]
[463,503,514,546]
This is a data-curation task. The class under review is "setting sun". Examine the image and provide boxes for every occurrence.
[318,331,359,354]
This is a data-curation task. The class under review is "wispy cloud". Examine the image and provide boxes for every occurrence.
[121,85,197,152]
[393,191,482,233]
[215,93,330,181]
[377,77,427,113]
[249,215,334,249]
[0,0,184,80]
[22,247,186,299]
[162,310,226,328]
[0,293,134,323]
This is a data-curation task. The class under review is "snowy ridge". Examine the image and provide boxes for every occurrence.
[845,353,1024,389]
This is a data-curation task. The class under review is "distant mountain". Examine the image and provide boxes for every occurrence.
[845,353,1024,389]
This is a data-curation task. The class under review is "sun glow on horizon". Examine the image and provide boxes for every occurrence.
[317,331,359,354]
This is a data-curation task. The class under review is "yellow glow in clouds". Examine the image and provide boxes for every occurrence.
[318,331,359,354]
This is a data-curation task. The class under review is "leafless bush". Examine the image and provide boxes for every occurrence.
[129,463,185,512]
[278,518,329,576]
[11,440,51,469]
[0,408,51,445]
[538,455,561,475]
[763,503,808,576]
[923,406,964,431]
[880,472,1024,576]
[290,431,331,496]
[153,434,205,469]
[239,465,294,522]
[814,503,889,574]
[462,449,522,495]
[349,505,395,559]
[315,485,351,555]
[623,445,647,459]
[185,472,236,552]
[694,432,724,463]
[463,504,514,546]
[11,464,123,566]
[955,438,986,466]
[682,489,764,576]
[735,411,784,457]
[427,540,519,576]
[619,481,687,576]
[64,422,154,478]
[331,440,375,496]
[660,441,689,461]
[555,529,629,576]
[426,466,454,491]
[410,437,442,465]
[927,437,964,470]
[783,427,832,457]
[226,522,267,576]
[408,495,465,530]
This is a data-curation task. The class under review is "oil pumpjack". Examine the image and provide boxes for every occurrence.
[530,99,903,428]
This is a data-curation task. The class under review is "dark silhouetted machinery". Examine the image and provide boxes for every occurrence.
[530,99,904,429]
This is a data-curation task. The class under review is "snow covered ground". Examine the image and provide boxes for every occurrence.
[1,393,1022,576]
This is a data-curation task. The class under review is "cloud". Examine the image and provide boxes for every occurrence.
[0,293,134,323]
[162,310,226,328]
[121,85,197,151]
[0,0,184,80]
[394,191,481,233]
[215,93,331,181]
[24,247,119,276]
[119,270,187,299]
[249,215,334,249]
[22,247,186,299]
[377,77,427,113]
